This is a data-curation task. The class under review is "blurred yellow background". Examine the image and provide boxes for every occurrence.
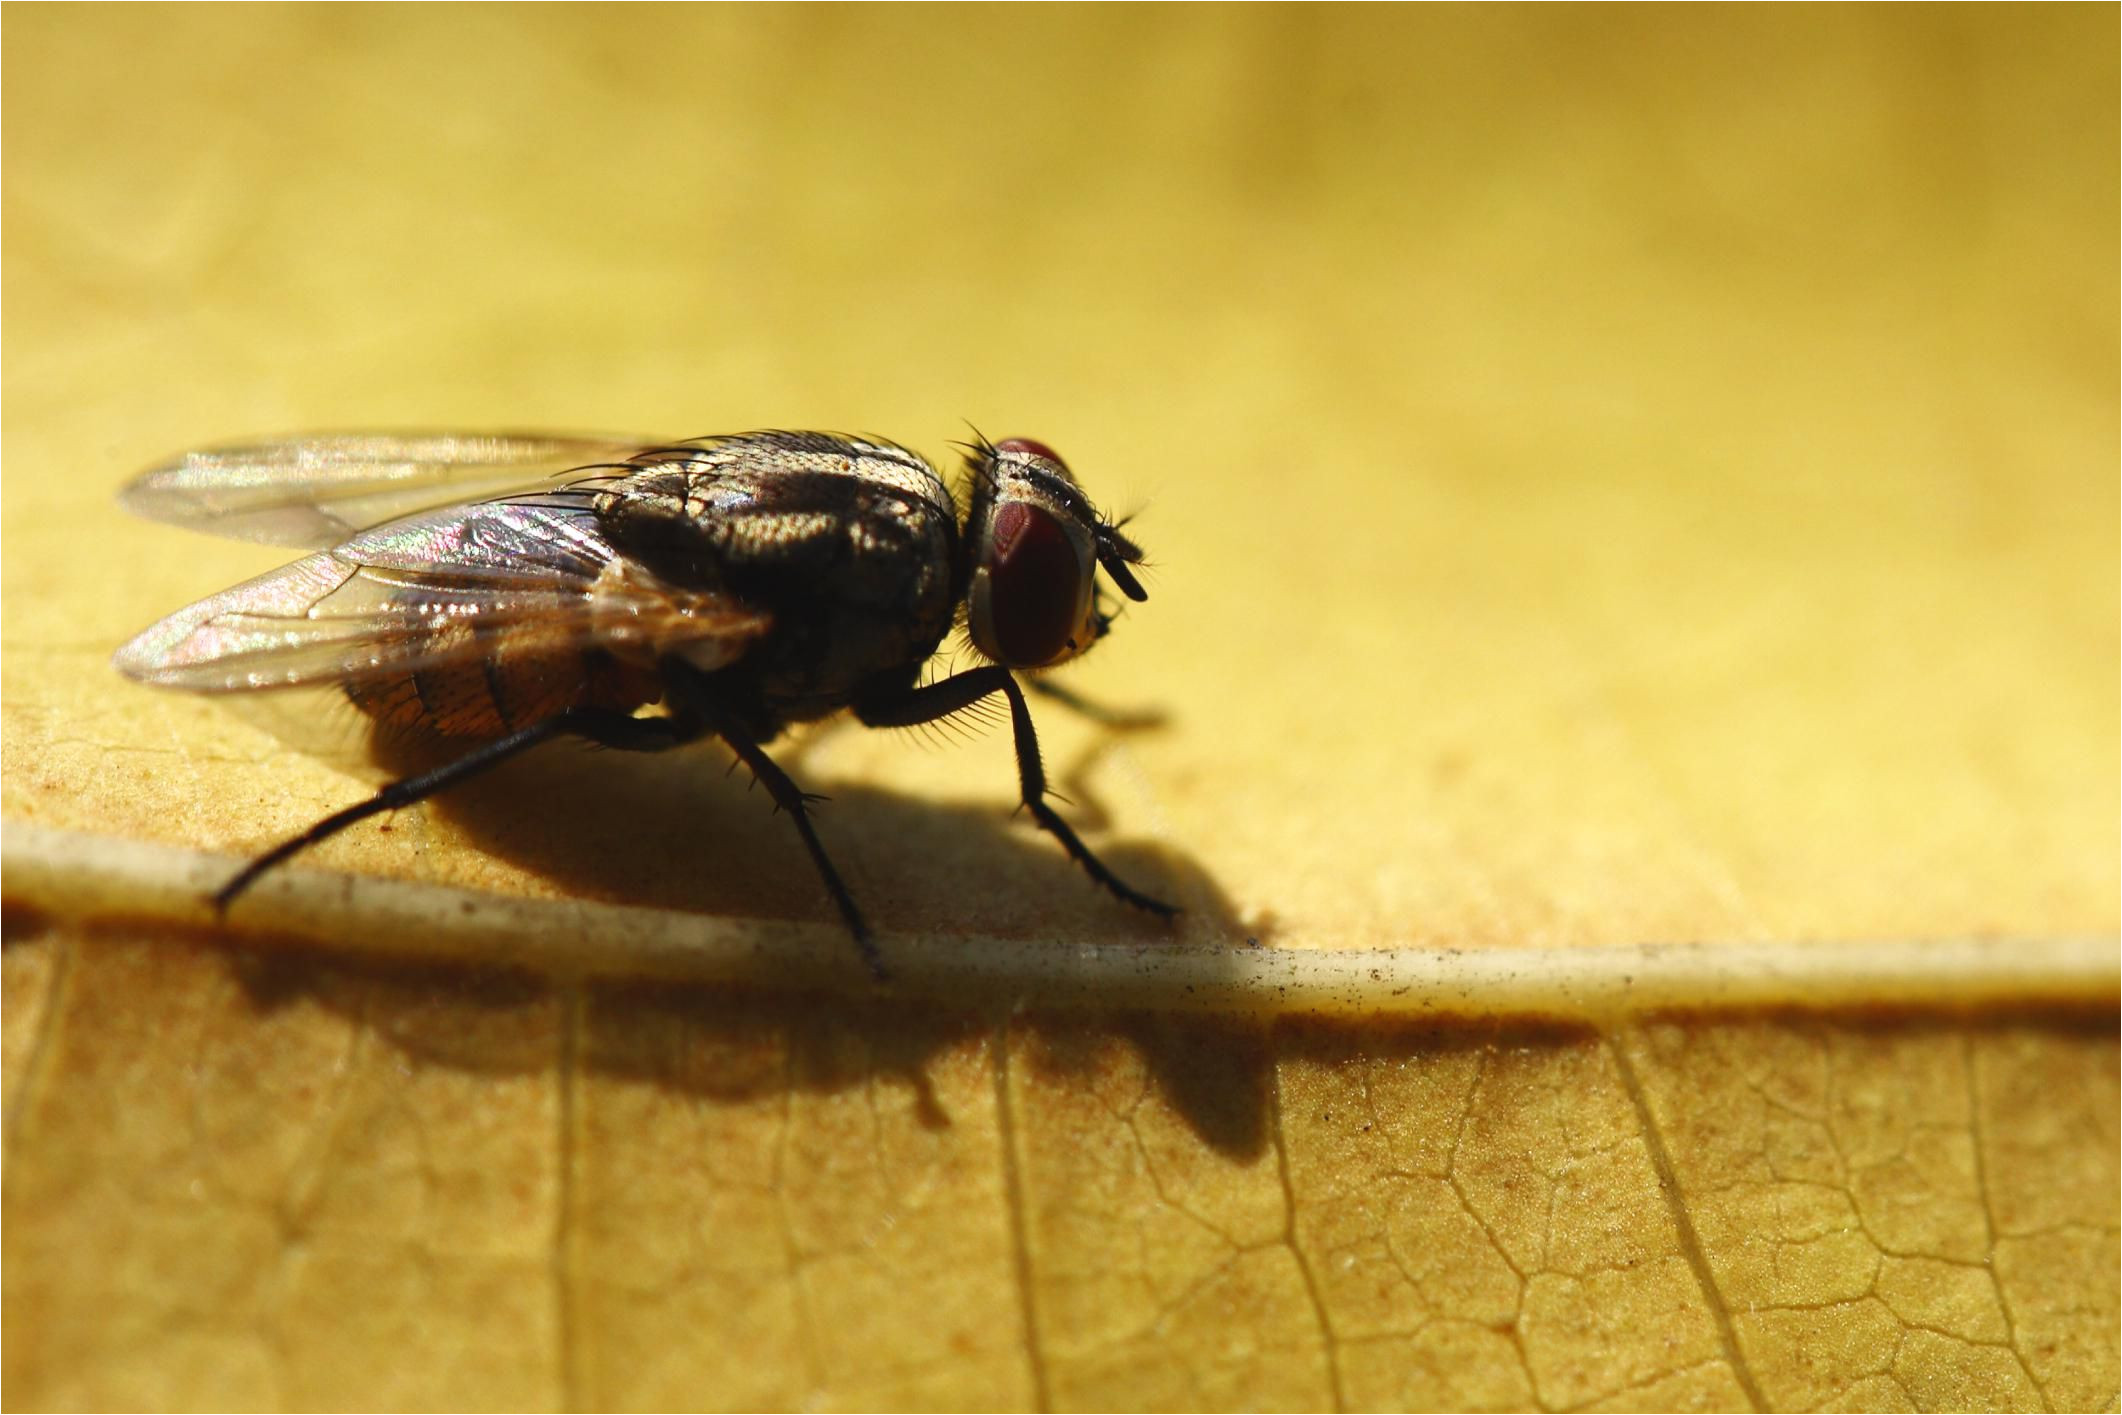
[3,8,2117,1411]
[5,4,2114,950]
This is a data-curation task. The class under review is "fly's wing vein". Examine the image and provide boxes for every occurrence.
[117,432,665,547]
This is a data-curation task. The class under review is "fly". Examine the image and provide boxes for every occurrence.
[112,429,1177,976]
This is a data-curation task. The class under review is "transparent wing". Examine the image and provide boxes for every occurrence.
[117,432,663,547]
[114,498,770,693]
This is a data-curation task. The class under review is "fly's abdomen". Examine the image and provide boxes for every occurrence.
[344,616,659,738]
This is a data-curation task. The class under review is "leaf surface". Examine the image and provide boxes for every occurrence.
[3,6,2115,1410]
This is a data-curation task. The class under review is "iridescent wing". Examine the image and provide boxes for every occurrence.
[117,432,661,547]
[114,494,771,694]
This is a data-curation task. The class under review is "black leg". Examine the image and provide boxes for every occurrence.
[653,664,884,977]
[857,667,1179,920]
[713,715,885,980]
[216,707,701,911]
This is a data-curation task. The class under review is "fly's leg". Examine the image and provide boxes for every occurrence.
[706,712,883,980]
[653,663,884,978]
[215,708,701,911]
[857,666,1180,920]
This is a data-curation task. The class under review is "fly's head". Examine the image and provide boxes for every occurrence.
[960,437,1149,670]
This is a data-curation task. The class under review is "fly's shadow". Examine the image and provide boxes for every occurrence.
[212,692,1268,1153]
[355,703,1243,950]
[224,947,1274,1159]
[1014,1010,1277,1161]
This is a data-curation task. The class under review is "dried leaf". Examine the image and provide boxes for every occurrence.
[4,6,2115,1411]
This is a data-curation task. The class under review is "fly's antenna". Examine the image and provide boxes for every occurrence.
[1094,520,1150,601]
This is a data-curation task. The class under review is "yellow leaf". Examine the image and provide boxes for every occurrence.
[4,6,2115,1411]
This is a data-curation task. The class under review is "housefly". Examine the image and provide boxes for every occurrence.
[113,430,1176,976]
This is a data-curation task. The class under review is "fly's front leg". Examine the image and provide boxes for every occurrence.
[216,707,702,911]
[857,667,1179,920]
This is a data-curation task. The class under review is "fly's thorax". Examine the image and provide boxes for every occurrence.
[592,434,957,606]
[685,432,955,510]
[591,433,961,719]
[736,482,960,714]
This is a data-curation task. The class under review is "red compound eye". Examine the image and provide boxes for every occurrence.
[983,500,1085,666]
[995,437,1067,469]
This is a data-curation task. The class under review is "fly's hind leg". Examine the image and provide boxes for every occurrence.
[857,666,1180,921]
[215,707,701,911]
